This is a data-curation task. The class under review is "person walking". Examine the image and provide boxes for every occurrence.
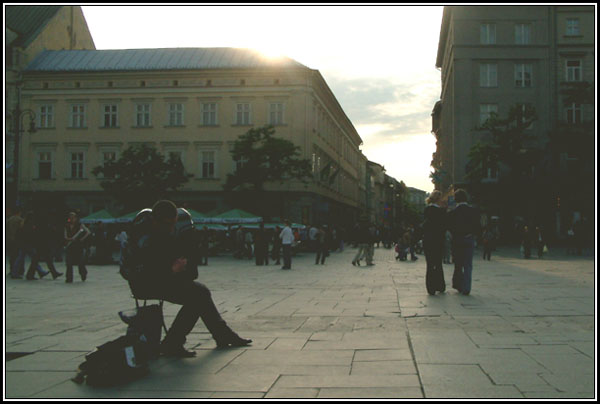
[198,226,209,266]
[423,190,446,295]
[64,212,91,283]
[352,220,370,266]
[366,224,376,265]
[447,189,480,296]
[482,225,494,261]
[7,207,25,279]
[115,225,129,263]
[29,215,63,280]
[254,223,270,266]
[280,221,294,269]
[14,212,50,280]
[244,229,254,260]
[522,226,532,259]
[272,226,282,265]
[315,225,329,265]
[235,226,244,259]
[535,226,545,259]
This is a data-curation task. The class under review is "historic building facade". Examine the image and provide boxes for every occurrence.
[18,48,364,225]
[6,6,96,204]
[432,5,595,237]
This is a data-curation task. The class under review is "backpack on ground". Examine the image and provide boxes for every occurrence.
[72,334,149,387]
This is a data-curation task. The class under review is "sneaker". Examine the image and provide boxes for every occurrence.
[216,334,252,349]
[39,270,50,279]
[52,272,64,280]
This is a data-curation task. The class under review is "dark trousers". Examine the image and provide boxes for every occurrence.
[483,243,492,260]
[28,250,60,279]
[452,235,475,294]
[8,240,19,275]
[424,239,446,295]
[255,246,269,265]
[315,243,328,264]
[282,244,292,269]
[271,244,281,264]
[146,280,232,346]
[66,246,88,282]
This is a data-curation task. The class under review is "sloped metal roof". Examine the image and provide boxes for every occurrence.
[5,6,62,48]
[24,48,308,72]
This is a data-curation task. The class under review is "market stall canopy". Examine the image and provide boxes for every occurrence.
[80,209,116,224]
[210,209,262,224]
[115,210,139,223]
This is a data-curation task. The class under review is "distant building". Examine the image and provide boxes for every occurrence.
[406,187,427,211]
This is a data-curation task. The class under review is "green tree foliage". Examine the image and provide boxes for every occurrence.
[92,144,192,211]
[224,125,312,192]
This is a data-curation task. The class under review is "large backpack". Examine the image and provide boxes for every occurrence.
[72,334,149,387]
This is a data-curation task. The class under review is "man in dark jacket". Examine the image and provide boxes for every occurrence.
[133,200,251,357]
[446,189,480,295]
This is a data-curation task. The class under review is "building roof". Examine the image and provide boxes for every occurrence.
[5,6,62,48]
[24,48,308,72]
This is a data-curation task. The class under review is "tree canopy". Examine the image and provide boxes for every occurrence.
[224,125,312,192]
[92,144,192,211]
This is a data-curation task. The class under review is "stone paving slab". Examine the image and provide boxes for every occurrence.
[5,246,595,399]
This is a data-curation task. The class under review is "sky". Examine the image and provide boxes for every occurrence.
[81,5,443,192]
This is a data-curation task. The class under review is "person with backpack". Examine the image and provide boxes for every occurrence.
[127,201,251,358]
[64,212,91,283]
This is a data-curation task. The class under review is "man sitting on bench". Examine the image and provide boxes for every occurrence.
[133,200,251,358]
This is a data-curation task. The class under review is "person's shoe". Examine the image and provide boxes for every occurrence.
[160,343,196,358]
[52,272,64,280]
[216,334,252,349]
[352,261,357,266]
[66,279,73,284]
[81,272,87,282]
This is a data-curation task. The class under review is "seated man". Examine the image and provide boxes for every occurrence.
[133,200,251,358]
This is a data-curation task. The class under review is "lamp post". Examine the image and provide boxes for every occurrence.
[9,107,36,207]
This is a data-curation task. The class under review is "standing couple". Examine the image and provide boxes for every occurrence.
[423,189,479,296]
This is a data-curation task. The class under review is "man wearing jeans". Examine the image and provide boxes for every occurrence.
[447,189,480,295]
[279,220,294,269]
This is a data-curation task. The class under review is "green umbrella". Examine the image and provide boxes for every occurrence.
[115,210,140,223]
[211,209,262,224]
[80,209,115,224]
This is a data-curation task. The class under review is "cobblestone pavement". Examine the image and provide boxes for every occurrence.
[5,246,596,399]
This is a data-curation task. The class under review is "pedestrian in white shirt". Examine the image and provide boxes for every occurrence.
[279,220,294,269]
[115,227,128,261]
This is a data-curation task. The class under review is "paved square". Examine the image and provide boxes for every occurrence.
[5,246,595,398]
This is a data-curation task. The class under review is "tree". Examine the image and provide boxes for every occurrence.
[92,144,192,211]
[224,125,312,192]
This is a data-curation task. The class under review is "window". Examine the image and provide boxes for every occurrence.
[269,103,284,125]
[168,103,184,126]
[201,151,215,178]
[234,157,248,172]
[69,104,86,128]
[480,23,496,44]
[516,103,534,129]
[39,105,54,128]
[102,151,117,178]
[480,104,498,125]
[515,24,531,44]
[235,103,251,125]
[202,103,217,125]
[70,152,85,179]
[515,63,532,87]
[566,60,582,82]
[37,151,52,179]
[102,104,118,127]
[479,63,497,87]
[566,18,580,36]
[136,103,151,127]
[566,103,582,124]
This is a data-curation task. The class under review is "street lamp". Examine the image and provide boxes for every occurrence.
[8,108,36,207]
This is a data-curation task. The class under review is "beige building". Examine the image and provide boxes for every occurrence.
[432,5,595,192]
[17,47,364,224]
[6,5,95,203]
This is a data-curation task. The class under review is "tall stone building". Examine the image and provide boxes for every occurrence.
[17,47,365,225]
[432,5,594,237]
[6,6,96,204]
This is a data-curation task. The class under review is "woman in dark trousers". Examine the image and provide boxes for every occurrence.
[315,226,329,265]
[447,189,480,295]
[423,190,446,295]
[15,213,50,280]
[271,226,282,265]
[64,212,91,283]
